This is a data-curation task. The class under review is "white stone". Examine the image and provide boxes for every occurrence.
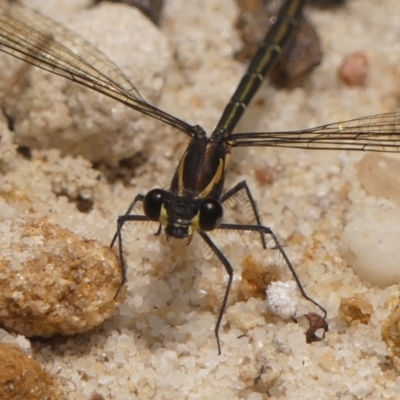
[266,281,298,319]
[1,1,170,164]
[341,207,400,286]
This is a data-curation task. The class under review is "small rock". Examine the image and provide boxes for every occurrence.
[266,281,298,320]
[338,51,368,87]
[357,153,400,209]
[0,341,67,400]
[341,207,400,287]
[339,294,373,325]
[0,2,170,164]
[239,255,277,301]
[0,217,125,337]
[382,302,400,372]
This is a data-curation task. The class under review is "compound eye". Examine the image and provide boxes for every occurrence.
[199,199,223,231]
[143,189,164,221]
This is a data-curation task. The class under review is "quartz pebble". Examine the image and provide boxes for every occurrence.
[341,207,400,286]
[266,281,299,319]
[357,153,400,208]
[0,217,125,337]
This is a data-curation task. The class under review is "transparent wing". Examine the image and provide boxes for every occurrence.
[0,2,195,137]
[230,111,400,152]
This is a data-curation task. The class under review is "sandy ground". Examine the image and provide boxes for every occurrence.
[1,0,400,398]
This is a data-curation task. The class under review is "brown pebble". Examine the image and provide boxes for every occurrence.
[90,393,105,400]
[254,166,277,185]
[338,51,368,86]
[0,342,66,400]
[0,217,125,337]
[382,302,400,371]
[339,294,373,325]
[239,255,278,301]
[235,0,322,82]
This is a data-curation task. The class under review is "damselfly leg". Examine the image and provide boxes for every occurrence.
[112,175,327,354]
[3,0,397,354]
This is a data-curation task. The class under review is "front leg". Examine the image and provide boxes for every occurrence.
[111,194,148,297]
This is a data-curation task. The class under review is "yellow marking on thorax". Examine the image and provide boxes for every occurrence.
[224,152,231,173]
[200,157,224,198]
[176,150,188,196]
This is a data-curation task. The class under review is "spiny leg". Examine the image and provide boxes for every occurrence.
[110,194,145,247]
[111,193,148,297]
[218,222,327,318]
[198,230,233,355]
[220,180,267,249]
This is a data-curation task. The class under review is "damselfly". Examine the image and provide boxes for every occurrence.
[0,0,399,353]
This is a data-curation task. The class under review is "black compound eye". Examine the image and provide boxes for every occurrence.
[143,189,164,221]
[199,199,223,231]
